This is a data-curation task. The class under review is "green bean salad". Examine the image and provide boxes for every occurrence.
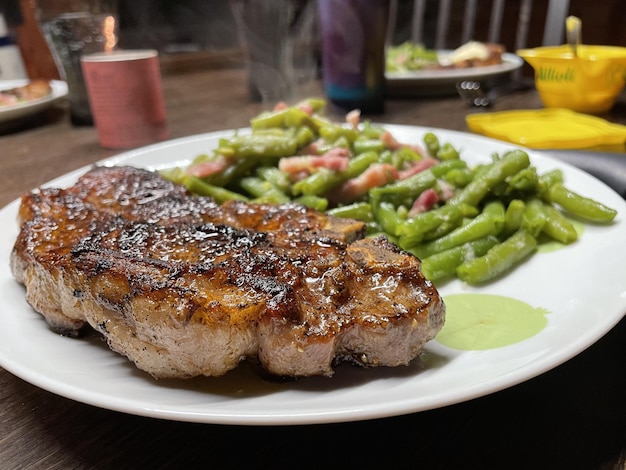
[161,98,617,285]
[386,42,439,72]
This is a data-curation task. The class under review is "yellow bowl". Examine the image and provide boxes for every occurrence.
[517,45,626,114]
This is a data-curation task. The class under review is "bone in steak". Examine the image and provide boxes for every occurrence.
[11,165,445,379]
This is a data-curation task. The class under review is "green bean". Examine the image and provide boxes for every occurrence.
[420,204,481,242]
[397,203,476,245]
[294,126,316,148]
[365,221,383,236]
[449,150,530,207]
[159,166,186,185]
[344,151,380,178]
[390,146,422,168]
[294,194,328,211]
[521,197,547,237]
[397,205,409,220]
[214,139,236,158]
[436,142,460,160]
[296,97,326,112]
[373,201,404,236]
[252,128,292,138]
[256,166,291,192]
[420,236,499,281]
[189,153,211,165]
[308,114,333,133]
[319,124,359,144]
[456,230,537,284]
[183,176,249,204]
[359,121,385,139]
[507,166,538,192]
[229,133,298,159]
[541,203,578,244]
[430,158,468,177]
[443,168,473,187]
[423,132,439,156]
[291,169,338,197]
[419,217,463,243]
[547,183,617,223]
[292,151,378,196]
[250,107,312,130]
[205,156,257,187]
[328,202,373,222]
[501,199,525,238]
[368,170,437,205]
[469,162,492,180]
[332,136,351,149]
[537,169,564,195]
[411,209,503,259]
[240,176,290,204]
[377,149,394,164]
[397,204,470,239]
[353,138,385,155]
[483,200,506,234]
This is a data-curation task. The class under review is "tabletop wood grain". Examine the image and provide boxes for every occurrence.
[0,67,624,470]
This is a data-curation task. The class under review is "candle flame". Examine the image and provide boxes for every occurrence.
[103,15,117,52]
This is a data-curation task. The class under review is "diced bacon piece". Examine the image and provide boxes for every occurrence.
[380,130,427,156]
[274,101,314,114]
[438,180,456,201]
[321,155,348,171]
[397,158,439,180]
[273,101,289,111]
[279,148,350,175]
[299,141,321,155]
[297,102,315,115]
[186,155,234,178]
[346,109,361,129]
[289,170,310,183]
[380,130,401,150]
[409,188,439,216]
[322,146,351,161]
[329,163,398,204]
[279,156,314,174]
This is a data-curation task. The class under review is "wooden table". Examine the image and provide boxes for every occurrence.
[1,67,624,469]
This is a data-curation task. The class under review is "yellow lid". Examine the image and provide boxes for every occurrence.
[466,108,626,150]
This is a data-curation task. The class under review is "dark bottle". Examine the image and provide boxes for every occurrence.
[317,0,389,113]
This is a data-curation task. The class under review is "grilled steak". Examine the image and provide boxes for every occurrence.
[11,165,445,379]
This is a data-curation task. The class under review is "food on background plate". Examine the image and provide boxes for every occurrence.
[11,165,445,379]
[442,41,505,68]
[386,40,505,73]
[0,80,52,106]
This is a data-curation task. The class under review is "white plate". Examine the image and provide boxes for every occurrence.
[0,126,625,425]
[386,52,524,94]
[0,79,68,123]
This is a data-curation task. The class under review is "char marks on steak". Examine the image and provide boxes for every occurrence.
[11,165,445,379]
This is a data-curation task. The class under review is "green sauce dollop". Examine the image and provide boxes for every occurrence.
[436,293,549,350]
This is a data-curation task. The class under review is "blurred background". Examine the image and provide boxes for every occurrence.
[2,0,625,81]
